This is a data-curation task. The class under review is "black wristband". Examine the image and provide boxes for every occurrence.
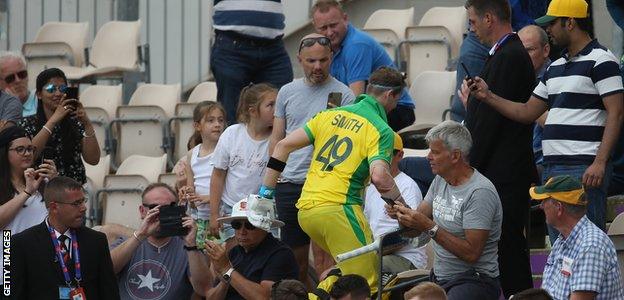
[183,245,200,251]
[267,157,287,172]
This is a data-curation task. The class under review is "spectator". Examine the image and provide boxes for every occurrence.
[311,0,415,131]
[468,0,624,238]
[0,51,37,116]
[110,183,212,299]
[364,133,427,273]
[18,67,100,184]
[404,282,447,300]
[269,32,355,285]
[606,0,624,197]
[209,83,277,247]
[261,67,408,295]
[329,274,371,300]
[530,175,624,299]
[271,279,308,300]
[458,0,537,295]
[205,197,298,299]
[0,88,21,123]
[510,288,552,300]
[210,0,293,124]
[12,176,119,299]
[180,101,226,249]
[391,121,502,300]
[0,126,57,233]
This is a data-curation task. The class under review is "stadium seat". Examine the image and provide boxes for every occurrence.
[609,212,624,235]
[158,173,178,189]
[417,6,467,58]
[59,20,148,83]
[99,174,148,229]
[110,84,180,167]
[363,7,415,62]
[81,85,123,155]
[402,148,429,157]
[187,81,218,103]
[116,154,167,183]
[408,71,456,129]
[170,102,198,162]
[21,22,89,90]
[83,154,111,226]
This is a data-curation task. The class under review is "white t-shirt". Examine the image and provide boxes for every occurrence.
[3,192,47,234]
[190,144,215,219]
[364,172,427,269]
[212,124,269,207]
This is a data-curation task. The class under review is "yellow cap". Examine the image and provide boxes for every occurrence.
[535,0,588,25]
[393,132,403,151]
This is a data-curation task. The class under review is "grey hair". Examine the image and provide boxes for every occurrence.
[425,120,472,158]
[519,25,549,47]
[0,51,27,69]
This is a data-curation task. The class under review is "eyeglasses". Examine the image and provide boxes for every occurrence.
[231,220,256,230]
[8,145,36,156]
[44,83,68,94]
[143,203,159,210]
[4,70,27,84]
[55,198,88,207]
[298,36,331,52]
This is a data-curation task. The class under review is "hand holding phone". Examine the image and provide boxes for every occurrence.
[65,87,79,100]
[460,62,473,81]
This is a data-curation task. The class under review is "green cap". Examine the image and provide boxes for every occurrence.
[529,175,586,205]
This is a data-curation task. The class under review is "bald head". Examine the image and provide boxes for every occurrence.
[519,25,550,73]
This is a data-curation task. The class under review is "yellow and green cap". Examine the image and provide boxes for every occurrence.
[393,132,403,151]
[535,0,589,26]
[529,175,586,205]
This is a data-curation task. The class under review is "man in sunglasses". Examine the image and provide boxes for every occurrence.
[0,54,22,123]
[110,183,212,299]
[270,32,355,286]
[0,51,36,116]
[204,196,298,299]
[311,0,415,132]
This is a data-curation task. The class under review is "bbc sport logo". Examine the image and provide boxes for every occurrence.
[2,230,10,296]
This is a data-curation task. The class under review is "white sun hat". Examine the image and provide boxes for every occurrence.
[217,194,285,232]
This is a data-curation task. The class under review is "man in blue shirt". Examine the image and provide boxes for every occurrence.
[310,0,415,131]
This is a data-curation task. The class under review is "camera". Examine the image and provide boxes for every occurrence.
[158,203,189,237]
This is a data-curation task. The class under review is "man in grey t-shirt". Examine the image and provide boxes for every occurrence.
[390,121,502,300]
[268,33,354,285]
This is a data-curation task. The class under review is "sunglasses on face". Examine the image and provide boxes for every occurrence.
[8,145,36,156]
[298,36,331,52]
[231,220,256,230]
[55,198,88,207]
[44,83,68,94]
[4,70,27,84]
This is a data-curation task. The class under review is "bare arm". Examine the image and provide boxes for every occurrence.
[262,128,311,188]
[209,168,227,236]
[469,77,548,124]
[268,117,286,155]
[370,160,406,205]
[110,206,160,273]
[349,81,366,96]
[229,274,273,300]
[570,291,597,300]
[204,280,228,300]
[80,119,100,165]
[536,111,548,127]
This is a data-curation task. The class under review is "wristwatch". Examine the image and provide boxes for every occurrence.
[427,224,439,239]
[222,267,235,283]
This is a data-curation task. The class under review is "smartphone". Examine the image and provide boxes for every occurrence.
[65,87,79,100]
[381,196,396,206]
[158,204,189,237]
[460,62,473,81]
[38,147,53,168]
[327,92,342,108]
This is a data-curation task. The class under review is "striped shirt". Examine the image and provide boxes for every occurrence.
[213,0,285,39]
[533,39,624,165]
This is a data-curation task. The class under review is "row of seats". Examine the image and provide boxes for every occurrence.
[82,81,217,168]
[363,6,467,81]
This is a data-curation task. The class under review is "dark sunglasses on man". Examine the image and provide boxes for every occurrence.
[298,36,331,53]
[4,70,28,84]
[231,220,256,230]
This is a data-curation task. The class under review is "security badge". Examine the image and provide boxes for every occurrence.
[561,256,574,277]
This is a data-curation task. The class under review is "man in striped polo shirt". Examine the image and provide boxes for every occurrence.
[210,0,293,124]
[468,0,624,237]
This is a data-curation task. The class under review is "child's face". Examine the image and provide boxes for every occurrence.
[255,92,276,127]
[195,108,225,142]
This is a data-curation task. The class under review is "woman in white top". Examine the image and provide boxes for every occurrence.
[0,125,57,234]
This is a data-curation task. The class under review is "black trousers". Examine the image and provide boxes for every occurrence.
[495,182,533,298]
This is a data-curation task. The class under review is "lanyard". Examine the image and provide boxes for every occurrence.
[489,33,514,56]
[47,224,82,287]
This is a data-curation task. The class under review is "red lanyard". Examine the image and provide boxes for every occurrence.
[47,224,82,288]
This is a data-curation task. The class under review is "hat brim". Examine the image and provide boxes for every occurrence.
[535,15,557,26]
[217,215,285,229]
[529,186,550,200]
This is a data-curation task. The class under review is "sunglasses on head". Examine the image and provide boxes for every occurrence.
[4,70,27,84]
[231,220,256,230]
[44,83,68,94]
[298,36,331,52]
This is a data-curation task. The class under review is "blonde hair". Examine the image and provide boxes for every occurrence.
[236,83,277,124]
[404,282,447,300]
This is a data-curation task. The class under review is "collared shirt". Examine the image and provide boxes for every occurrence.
[533,39,624,165]
[299,94,394,209]
[45,218,72,258]
[22,90,37,117]
[542,216,623,299]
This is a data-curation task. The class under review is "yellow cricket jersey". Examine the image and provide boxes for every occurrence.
[297,94,395,210]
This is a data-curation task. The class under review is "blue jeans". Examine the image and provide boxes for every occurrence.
[210,31,293,124]
[450,31,489,122]
[543,163,613,242]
